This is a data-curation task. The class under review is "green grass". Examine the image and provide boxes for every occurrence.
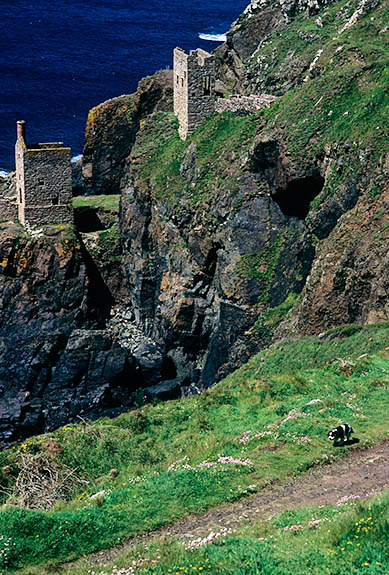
[0,323,388,571]
[258,0,388,177]
[130,110,258,207]
[18,490,389,574]
[254,292,300,335]
[100,493,389,575]
[72,195,120,211]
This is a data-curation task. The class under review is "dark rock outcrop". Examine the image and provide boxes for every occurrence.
[0,225,144,446]
[82,71,173,195]
[290,187,389,334]
[120,130,317,387]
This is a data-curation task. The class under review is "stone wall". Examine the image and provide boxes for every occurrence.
[174,48,216,140]
[16,141,73,227]
[215,93,277,115]
[22,205,73,226]
[173,48,189,140]
[0,174,17,222]
[0,199,18,222]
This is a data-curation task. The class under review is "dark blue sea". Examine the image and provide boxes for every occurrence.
[0,0,248,174]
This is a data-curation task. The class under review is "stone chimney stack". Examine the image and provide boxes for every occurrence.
[17,120,26,142]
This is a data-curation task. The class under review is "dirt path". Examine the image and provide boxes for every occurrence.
[72,442,389,569]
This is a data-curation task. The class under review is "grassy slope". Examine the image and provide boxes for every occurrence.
[0,323,388,572]
[51,493,389,575]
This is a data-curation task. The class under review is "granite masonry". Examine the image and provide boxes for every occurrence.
[0,174,17,222]
[14,120,73,227]
[173,47,216,140]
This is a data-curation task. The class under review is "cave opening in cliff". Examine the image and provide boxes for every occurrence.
[161,356,177,380]
[205,242,222,278]
[273,171,324,219]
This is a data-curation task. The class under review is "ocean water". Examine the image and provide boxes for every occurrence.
[0,0,248,173]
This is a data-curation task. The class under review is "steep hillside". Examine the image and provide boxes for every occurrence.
[116,0,388,387]
[0,323,388,572]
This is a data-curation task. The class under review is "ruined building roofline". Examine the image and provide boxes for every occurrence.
[26,144,70,152]
[33,142,66,147]
[16,121,69,151]
[174,46,212,61]
[189,48,212,59]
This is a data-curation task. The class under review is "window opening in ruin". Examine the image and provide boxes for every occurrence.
[52,195,59,206]
[19,190,22,203]
[38,179,45,186]
[203,76,211,96]
[176,75,179,85]
[181,78,184,87]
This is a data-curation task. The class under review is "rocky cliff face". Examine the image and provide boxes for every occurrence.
[115,0,387,386]
[82,71,173,195]
[291,187,389,334]
[119,118,319,386]
[0,224,144,446]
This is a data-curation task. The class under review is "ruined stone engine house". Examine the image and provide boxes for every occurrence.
[14,121,73,227]
[173,47,216,140]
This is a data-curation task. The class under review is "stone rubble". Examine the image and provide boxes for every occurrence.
[215,94,278,115]
[107,305,157,354]
[338,0,380,34]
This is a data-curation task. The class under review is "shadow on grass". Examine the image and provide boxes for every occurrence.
[333,437,360,447]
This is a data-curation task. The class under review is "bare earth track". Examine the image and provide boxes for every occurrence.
[65,441,389,571]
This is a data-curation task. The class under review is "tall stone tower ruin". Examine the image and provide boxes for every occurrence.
[173,47,216,140]
[15,121,73,227]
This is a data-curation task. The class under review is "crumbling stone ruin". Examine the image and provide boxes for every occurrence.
[173,47,216,140]
[173,47,279,139]
[15,121,73,227]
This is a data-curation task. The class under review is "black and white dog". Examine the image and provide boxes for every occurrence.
[328,424,354,446]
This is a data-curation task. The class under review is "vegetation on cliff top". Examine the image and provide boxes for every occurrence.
[130,0,387,213]
[72,195,120,211]
[0,323,388,571]
[130,111,258,206]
